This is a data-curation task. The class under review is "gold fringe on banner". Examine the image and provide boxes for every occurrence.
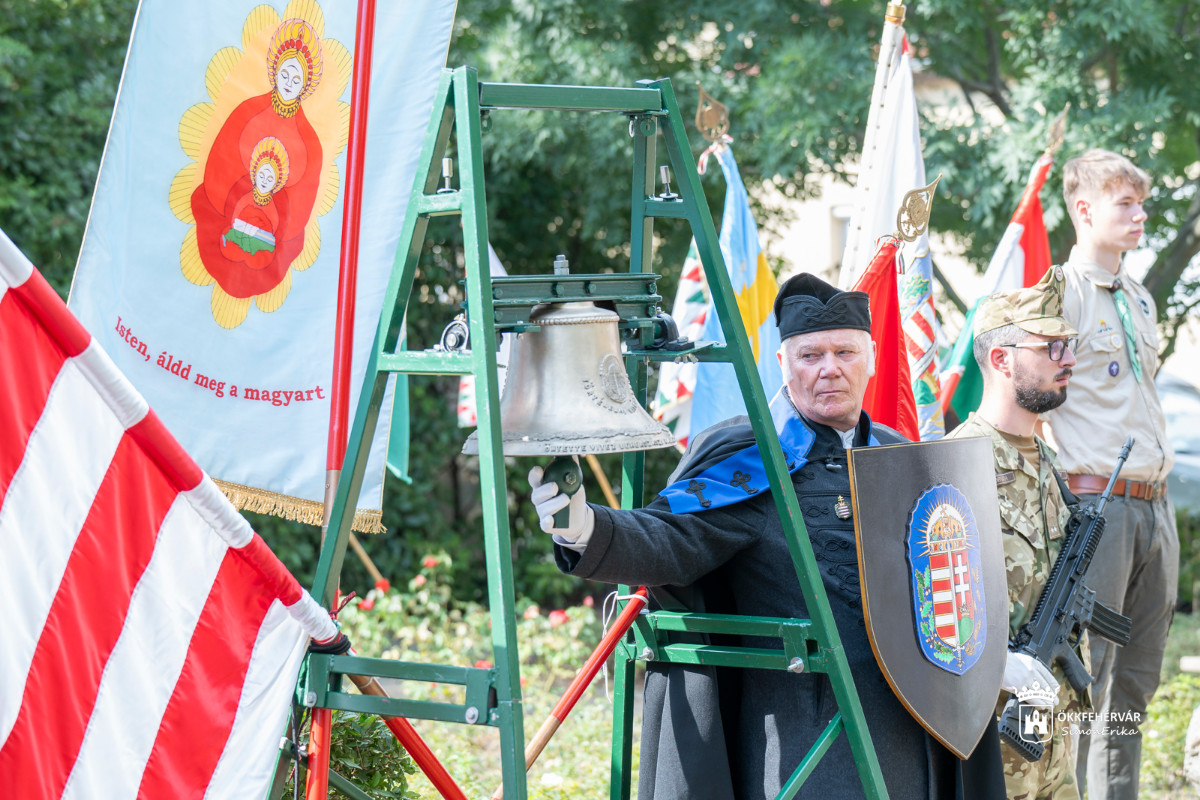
[213,479,386,534]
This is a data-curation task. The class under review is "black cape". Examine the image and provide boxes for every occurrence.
[556,409,1005,800]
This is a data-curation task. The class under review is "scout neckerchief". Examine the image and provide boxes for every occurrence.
[1109,277,1144,383]
[659,388,881,513]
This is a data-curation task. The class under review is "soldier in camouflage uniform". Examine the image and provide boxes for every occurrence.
[948,266,1089,800]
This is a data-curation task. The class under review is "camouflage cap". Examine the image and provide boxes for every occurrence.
[973,265,1078,338]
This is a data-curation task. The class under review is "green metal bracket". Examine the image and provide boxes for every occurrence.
[305,655,496,726]
[483,273,662,331]
[304,65,889,800]
[628,610,820,672]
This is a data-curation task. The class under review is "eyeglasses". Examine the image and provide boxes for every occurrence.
[1001,338,1078,362]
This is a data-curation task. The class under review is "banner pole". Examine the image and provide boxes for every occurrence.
[304,707,334,799]
[324,0,378,531]
[320,0,384,583]
[837,2,906,288]
[309,2,377,797]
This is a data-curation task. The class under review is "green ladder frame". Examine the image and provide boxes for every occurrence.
[304,65,889,800]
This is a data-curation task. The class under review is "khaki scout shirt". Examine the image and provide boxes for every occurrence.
[1042,249,1174,483]
[950,415,1088,705]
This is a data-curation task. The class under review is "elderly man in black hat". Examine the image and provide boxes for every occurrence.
[527,274,1005,800]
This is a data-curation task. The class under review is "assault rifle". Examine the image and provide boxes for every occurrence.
[997,437,1135,762]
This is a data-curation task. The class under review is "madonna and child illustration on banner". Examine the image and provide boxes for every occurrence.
[69,0,458,529]
[172,10,346,329]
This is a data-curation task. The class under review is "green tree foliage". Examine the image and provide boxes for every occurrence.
[914,0,1200,359]
[3,1,1199,606]
[0,0,139,294]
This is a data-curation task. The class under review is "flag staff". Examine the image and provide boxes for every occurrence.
[306,5,470,799]
[1045,102,1070,157]
[317,0,389,597]
[316,0,387,570]
[694,82,733,171]
[325,0,376,530]
[307,0,381,792]
[838,2,907,288]
[695,83,730,143]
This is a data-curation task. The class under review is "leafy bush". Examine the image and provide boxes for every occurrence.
[285,711,419,800]
[1141,672,1200,797]
[1176,509,1200,612]
[336,554,603,681]
[330,562,626,799]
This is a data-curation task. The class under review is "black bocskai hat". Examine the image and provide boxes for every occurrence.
[773,273,872,341]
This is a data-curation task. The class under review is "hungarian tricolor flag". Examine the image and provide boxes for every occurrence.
[0,230,337,798]
[938,154,1054,422]
[854,235,919,441]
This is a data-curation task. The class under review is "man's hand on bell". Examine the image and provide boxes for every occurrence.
[529,462,595,547]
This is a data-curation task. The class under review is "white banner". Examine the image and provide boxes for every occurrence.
[69,0,457,531]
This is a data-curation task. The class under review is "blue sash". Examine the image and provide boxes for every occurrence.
[660,390,881,513]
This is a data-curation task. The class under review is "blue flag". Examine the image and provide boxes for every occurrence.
[685,146,783,439]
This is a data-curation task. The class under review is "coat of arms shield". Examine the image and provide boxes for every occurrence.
[848,436,1008,758]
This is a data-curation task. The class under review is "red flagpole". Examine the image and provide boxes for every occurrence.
[309,2,373,797]
[326,0,376,489]
[309,6,470,800]
[305,707,334,799]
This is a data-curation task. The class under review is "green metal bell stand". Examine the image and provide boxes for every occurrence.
[302,66,889,800]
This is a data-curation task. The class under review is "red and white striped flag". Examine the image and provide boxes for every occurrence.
[0,230,337,798]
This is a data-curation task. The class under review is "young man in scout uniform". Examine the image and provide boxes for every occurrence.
[949,266,1087,799]
[1042,149,1178,800]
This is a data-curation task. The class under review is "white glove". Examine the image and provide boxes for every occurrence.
[1002,651,1059,709]
[528,463,594,549]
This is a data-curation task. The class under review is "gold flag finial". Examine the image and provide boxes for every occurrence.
[885,3,906,25]
[1045,102,1070,158]
[896,174,941,242]
[695,83,730,143]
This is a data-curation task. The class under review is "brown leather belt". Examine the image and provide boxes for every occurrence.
[1067,473,1168,501]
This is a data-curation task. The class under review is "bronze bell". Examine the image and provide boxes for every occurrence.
[462,301,675,456]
